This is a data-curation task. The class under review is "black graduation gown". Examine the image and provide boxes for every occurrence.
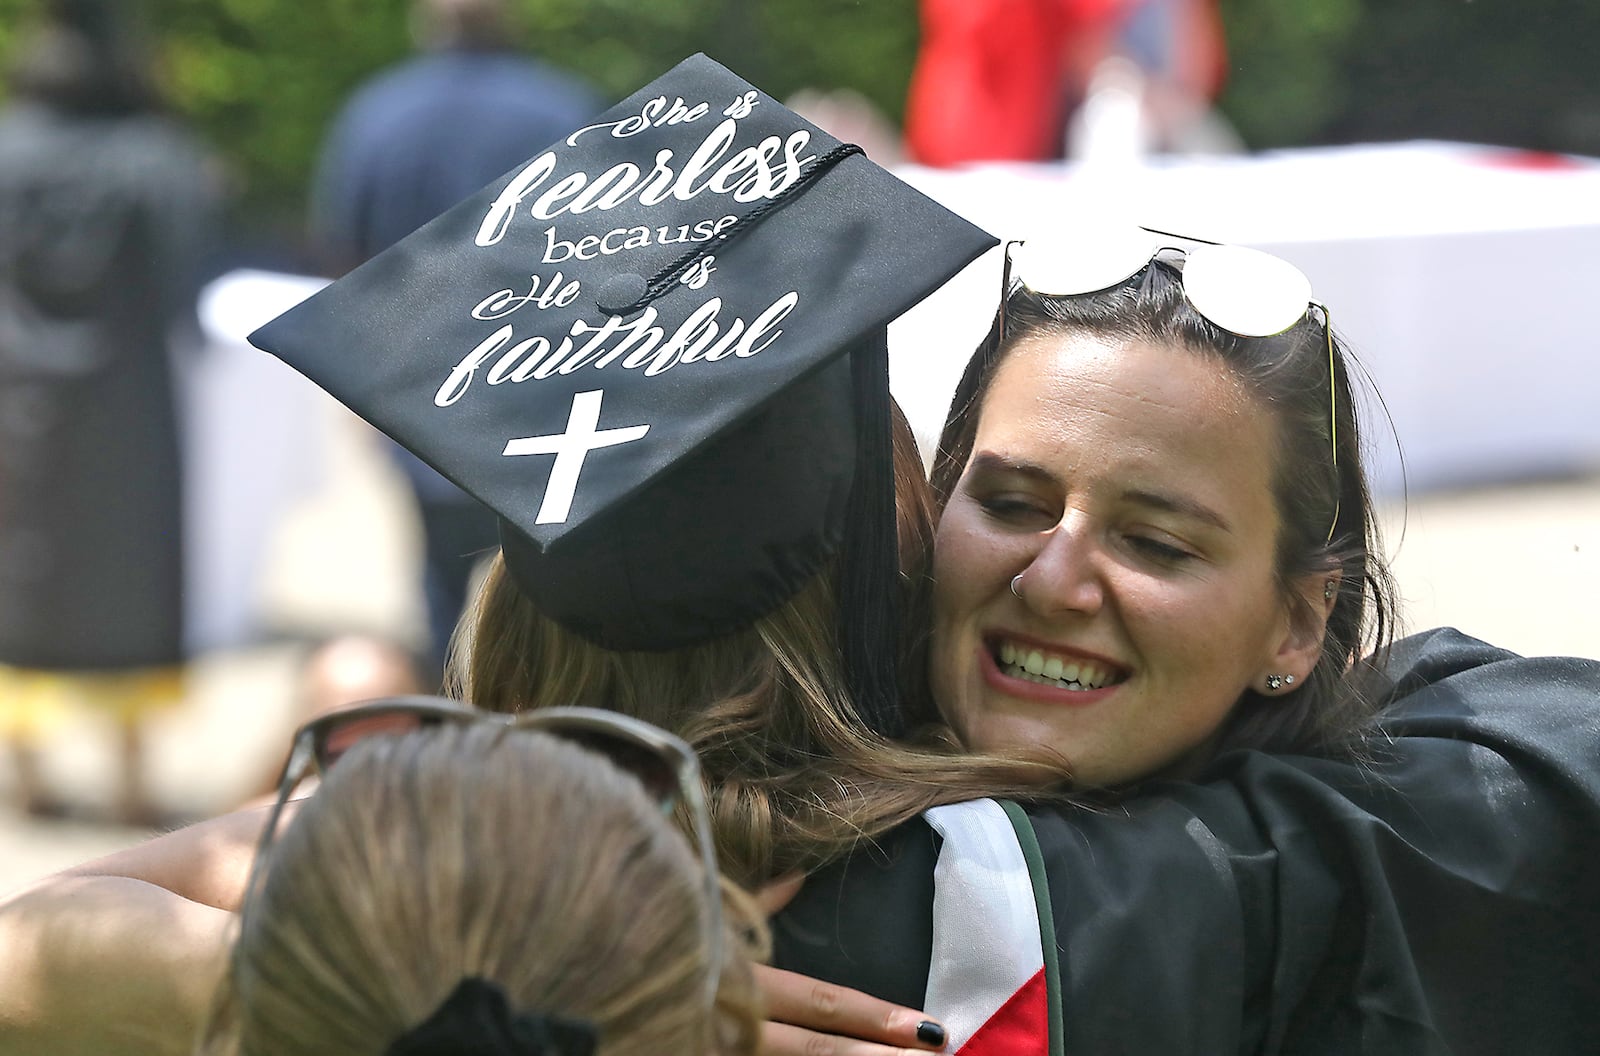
[774,628,1600,1054]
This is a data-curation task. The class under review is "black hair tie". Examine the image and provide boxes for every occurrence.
[384,978,599,1056]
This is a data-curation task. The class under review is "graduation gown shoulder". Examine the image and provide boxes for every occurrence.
[772,628,1600,1055]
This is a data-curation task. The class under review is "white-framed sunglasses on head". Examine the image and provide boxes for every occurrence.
[240,697,725,1012]
[1001,223,1320,337]
[1000,224,1340,542]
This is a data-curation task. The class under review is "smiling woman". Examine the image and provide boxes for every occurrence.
[922,232,1399,786]
[931,331,1313,787]
[767,232,1600,1056]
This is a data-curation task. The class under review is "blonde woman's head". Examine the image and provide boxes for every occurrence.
[199,724,762,1056]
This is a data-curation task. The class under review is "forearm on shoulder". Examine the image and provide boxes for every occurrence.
[0,874,232,1056]
[60,800,295,911]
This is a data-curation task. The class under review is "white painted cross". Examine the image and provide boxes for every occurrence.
[501,389,650,525]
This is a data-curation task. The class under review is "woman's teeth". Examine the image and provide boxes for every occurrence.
[997,640,1115,691]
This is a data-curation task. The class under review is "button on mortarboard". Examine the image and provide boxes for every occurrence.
[248,53,996,733]
[594,273,649,317]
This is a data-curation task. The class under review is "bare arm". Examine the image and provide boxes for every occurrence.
[59,800,296,911]
[0,802,300,1055]
[0,875,231,1056]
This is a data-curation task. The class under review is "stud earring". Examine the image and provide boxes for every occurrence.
[1324,580,1336,602]
[1265,673,1296,691]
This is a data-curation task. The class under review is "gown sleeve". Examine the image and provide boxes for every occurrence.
[775,628,1600,1055]
[1026,627,1600,1054]
[770,814,940,1010]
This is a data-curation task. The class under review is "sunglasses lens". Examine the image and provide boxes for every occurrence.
[314,711,440,770]
[1180,244,1312,337]
[1012,225,1161,298]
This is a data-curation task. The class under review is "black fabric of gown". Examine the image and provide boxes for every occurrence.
[774,628,1600,1054]
[0,103,214,670]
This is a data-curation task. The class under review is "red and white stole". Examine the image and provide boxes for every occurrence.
[923,799,1062,1056]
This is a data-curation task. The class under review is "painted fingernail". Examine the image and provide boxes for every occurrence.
[916,1020,947,1047]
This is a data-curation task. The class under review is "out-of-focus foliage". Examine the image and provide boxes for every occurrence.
[1218,0,1600,156]
[1322,2,1600,158]
[2,0,1595,252]
[0,0,919,244]
[1214,0,1363,148]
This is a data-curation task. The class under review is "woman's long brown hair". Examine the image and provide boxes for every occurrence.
[450,403,1070,888]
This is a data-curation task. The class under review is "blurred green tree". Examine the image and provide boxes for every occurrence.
[0,0,920,251]
[1214,0,1363,148]
[2,0,1593,256]
[1322,1,1600,158]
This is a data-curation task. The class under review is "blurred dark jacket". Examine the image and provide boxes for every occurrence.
[0,96,218,669]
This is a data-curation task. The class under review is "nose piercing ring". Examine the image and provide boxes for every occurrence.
[1010,573,1025,599]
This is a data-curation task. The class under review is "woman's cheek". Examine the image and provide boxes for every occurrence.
[936,505,999,588]
[926,611,965,727]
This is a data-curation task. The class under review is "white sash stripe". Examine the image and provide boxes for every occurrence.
[924,799,1046,1051]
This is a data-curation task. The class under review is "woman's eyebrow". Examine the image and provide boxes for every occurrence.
[1121,488,1233,533]
[967,451,1059,485]
[968,453,1233,532]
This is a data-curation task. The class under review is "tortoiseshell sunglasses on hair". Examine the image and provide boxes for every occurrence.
[239,697,725,1011]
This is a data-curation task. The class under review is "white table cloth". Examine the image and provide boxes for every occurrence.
[886,141,1600,498]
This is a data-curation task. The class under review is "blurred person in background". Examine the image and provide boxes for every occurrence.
[310,0,603,687]
[905,0,1236,165]
[240,633,426,807]
[0,0,222,826]
[1081,0,1240,156]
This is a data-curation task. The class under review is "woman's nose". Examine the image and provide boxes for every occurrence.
[1017,520,1105,617]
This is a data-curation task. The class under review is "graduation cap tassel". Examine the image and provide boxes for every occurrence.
[839,331,906,739]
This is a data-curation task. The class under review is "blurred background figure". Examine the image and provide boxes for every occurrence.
[296,634,426,724]
[309,0,602,687]
[241,633,426,807]
[0,0,221,826]
[904,0,1238,166]
[1078,0,1240,157]
[905,0,1122,166]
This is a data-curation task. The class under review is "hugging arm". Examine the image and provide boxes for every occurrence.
[758,966,949,1056]
[1036,629,1600,1053]
[766,630,1600,1055]
[0,875,231,1056]
[51,800,282,910]
[0,803,286,1054]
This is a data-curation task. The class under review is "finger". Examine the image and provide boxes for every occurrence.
[762,1020,946,1056]
[756,965,947,1050]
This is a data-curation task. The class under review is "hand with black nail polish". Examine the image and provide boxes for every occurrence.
[756,965,950,1054]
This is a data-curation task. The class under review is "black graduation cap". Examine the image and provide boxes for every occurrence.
[249,53,995,736]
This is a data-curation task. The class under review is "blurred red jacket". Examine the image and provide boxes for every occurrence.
[905,0,1226,165]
